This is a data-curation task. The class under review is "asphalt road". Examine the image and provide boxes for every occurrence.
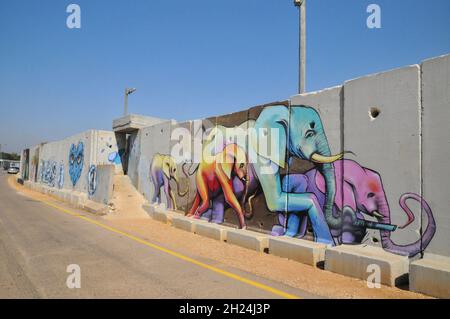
[0,172,308,299]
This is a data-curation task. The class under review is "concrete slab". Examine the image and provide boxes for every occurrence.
[152,209,171,224]
[172,215,195,233]
[226,229,269,253]
[112,114,169,133]
[343,65,422,246]
[268,237,328,267]
[422,54,450,257]
[410,254,450,298]
[142,203,155,218]
[325,245,409,287]
[83,201,108,216]
[194,222,228,242]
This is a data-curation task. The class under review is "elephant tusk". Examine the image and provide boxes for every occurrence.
[372,211,384,219]
[310,152,347,164]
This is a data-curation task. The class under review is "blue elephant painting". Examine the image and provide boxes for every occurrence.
[69,142,84,187]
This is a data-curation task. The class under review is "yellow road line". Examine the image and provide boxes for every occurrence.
[41,200,300,299]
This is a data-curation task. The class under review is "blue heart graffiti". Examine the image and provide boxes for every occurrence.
[69,142,84,186]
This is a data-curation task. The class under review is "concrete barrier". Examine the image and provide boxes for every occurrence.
[152,208,172,224]
[194,222,228,242]
[172,215,196,233]
[226,229,269,253]
[142,203,155,218]
[410,254,450,298]
[268,237,328,267]
[325,245,409,287]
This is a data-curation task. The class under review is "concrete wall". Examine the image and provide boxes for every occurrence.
[127,54,449,260]
[343,66,423,252]
[20,54,450,262]
[24,130,120,205]
[422,55,450,257]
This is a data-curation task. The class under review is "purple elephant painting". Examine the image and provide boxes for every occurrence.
[275,160,436,258]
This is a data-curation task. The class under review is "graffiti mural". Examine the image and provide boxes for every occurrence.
[69,142,84,186]
[40,160,57,187]
[276,160,436,257]
[87,165,97,196]
[108,151,122,164]
[149,153,188,210]
[154,103,437,257]
[58,163,64,189]
[185,144,249,229]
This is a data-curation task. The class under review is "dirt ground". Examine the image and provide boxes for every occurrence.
[9,176,431,299]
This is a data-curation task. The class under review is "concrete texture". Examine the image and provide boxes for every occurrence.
[152,207,174,224]
[23,180,108,215]
[90,165,114,205]
[172,215,196,233]
[343,65,422,247]
[325,245,409,287]
[142,203,155,218]
[268,237,328,267]
[112,114,168,133]
[410,254,450,298]
[226,229,269,253]
[422,54,450,257]
[194,222,228,242]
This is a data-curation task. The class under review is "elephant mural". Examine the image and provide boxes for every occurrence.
[275,159,436,257]
[196,103,346,244]
[150,153,188,210]
[186,143,249,229]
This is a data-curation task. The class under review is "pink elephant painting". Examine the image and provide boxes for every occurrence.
[276,160,436,257]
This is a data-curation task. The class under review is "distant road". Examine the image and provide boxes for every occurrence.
[0,172,307,299]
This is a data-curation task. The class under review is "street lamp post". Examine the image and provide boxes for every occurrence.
[124,88,137,116]
[294,0,306,94]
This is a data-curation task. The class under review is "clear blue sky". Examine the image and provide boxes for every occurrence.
[1,0,449,152]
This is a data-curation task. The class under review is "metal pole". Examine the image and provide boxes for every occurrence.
[299,0,306,94]
[124,89,128,116]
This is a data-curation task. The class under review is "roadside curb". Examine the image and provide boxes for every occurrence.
[22,180,108,216]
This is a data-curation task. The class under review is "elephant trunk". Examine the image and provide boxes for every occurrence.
[379,194,436,258]
[315,135,341,230]
[319,163,341,229]
[173,176,188,197]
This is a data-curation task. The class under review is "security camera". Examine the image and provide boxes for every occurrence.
[294,0,304,7]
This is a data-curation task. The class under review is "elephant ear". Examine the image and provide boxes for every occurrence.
[315,165,357,211]
[162,157,171,179]
[251,106,289,169]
